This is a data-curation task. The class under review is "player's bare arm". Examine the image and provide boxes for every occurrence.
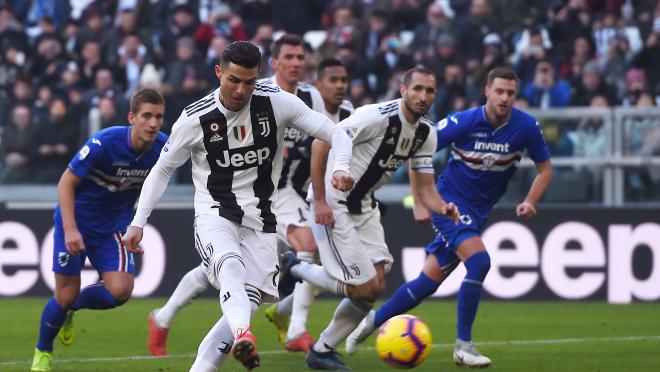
[407,161,432,223]
[411,169,460,224]
[122,226,144,255]
[517,159,553,218]
[57,169,85,255]
[311,138,335,226]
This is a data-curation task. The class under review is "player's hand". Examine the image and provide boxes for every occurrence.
[331,170,354,191]
[516,202,537,218]
[314,199,335,227]
[442,202,460,225]
[64,227,85,255]
[412,203,432,224]
[122,226,145,255]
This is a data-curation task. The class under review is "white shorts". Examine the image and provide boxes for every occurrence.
[194,214,279,304]
[274,186,310,249]
[309,202,393,286]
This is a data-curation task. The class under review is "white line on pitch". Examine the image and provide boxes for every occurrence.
[3,335,659,366]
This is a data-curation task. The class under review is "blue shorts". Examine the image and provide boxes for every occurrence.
[53,222,135,276]
[425,200,486,271]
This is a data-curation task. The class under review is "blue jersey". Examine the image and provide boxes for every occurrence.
[435,106,550,215]
[54,126,167,236]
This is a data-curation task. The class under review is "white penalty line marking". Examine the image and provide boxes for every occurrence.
[4,335,659,366]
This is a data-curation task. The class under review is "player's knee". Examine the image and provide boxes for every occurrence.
[465,251,491,281]
[288,226,316,253]
[106,283,133,303]
[352,280,384,303]
[55,292,78,309]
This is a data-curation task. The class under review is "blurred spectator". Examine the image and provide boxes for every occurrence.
[31,34,68,86]
[33,97,78,183]
[547,0,592,53]
[102,8,153,68]
[422,33,459,80]
[163,4,201,58]
[559,36,593,83]
[77,40,103,89]
[0,45,28,92]
[369,32,415,99]
[82,67,129,117]
[541,120,575,157]
[433,63,467,121]
[523,59,572,108]
[513,26,552,87]
[237,0,272,37]
[165,36,208,95]
[74,6,106,52]
[631,19,660,99]
[622,67,648,106]
[249,24,273,74]
[0,6,29,52]
[571,61,618,106]
[0,104,37,183]
[22,0,69,30]
[319,5,365,58]
[472,33,508,94]
[363,9,392,59]
[409,1,450,60]
[117,33,151,97]
[387,0,429,30]
[453,0,499,73]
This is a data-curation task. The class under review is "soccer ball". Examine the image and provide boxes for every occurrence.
[375,314,432,369]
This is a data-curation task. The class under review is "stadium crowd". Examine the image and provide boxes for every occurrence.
[0,0,659,189]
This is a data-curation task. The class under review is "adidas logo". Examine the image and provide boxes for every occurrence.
[386,137,395,145]
[210,133,223,143]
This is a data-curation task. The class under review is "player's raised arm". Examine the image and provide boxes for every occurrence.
[123,112,199,251]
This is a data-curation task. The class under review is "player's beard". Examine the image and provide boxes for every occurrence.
[404,99,428,120]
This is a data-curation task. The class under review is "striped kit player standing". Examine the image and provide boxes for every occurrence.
[264,56,355,352]
[278,67,460,370]
[121,41,354,371]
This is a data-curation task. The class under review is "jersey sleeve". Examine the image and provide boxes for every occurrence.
[335,105,383,145]
[435,112,468,150]
[526,119,551,163]
[410,126,436,174]
[131,112,201,228]
[68,135,105,179]
[276,91,353,173]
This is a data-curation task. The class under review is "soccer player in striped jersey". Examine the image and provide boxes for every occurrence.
[265,57,356,353]
[121,41,354,371]
[278,67,460,370]
[30,88,167,372]
[346,67,553,368]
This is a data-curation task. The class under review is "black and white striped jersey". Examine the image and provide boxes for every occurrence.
[326,99,436,214]
[259,76,325,199]
[323,99,355,124]
[131,84,352,233]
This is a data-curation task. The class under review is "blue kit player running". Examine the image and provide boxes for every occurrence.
[346,67,553,367]
[31,88,167,372]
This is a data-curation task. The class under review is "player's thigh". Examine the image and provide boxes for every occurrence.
[101,271,135,300]
[274,188,311,251]
[287,225,316,252]
[194,214,242,289]
[52,220,86,276]
[85,231,136,275]
[309,208,376,286]
[354,208,393,275]
[239,227,279,304]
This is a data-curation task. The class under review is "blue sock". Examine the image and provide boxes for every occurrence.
[71,282,125,311]
[374,272,440,327]
[457,251,491,342]
[37,297,68,352]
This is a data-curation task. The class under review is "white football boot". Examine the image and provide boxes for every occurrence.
[453,339,492,368]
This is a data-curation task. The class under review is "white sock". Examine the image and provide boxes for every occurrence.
[313,298,372,352]
[287,280,319,339]
[155,266,208,328]
[190,299,260,371]
[292,262,346,297]
[214,253,250,337]
[279,251,316,321]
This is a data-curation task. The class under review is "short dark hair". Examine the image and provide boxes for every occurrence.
[487,67,518,86]
[271,33,304,58]
[130,87,164,113]
[402,66,436,86]
[317,58,345,79]
[221,41,261,69]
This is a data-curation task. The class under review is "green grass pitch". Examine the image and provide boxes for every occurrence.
[1,298,659,371]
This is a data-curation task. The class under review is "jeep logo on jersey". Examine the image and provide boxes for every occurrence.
[283,127,305,142]
[378,154,406,170]
[216,146,271,169]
